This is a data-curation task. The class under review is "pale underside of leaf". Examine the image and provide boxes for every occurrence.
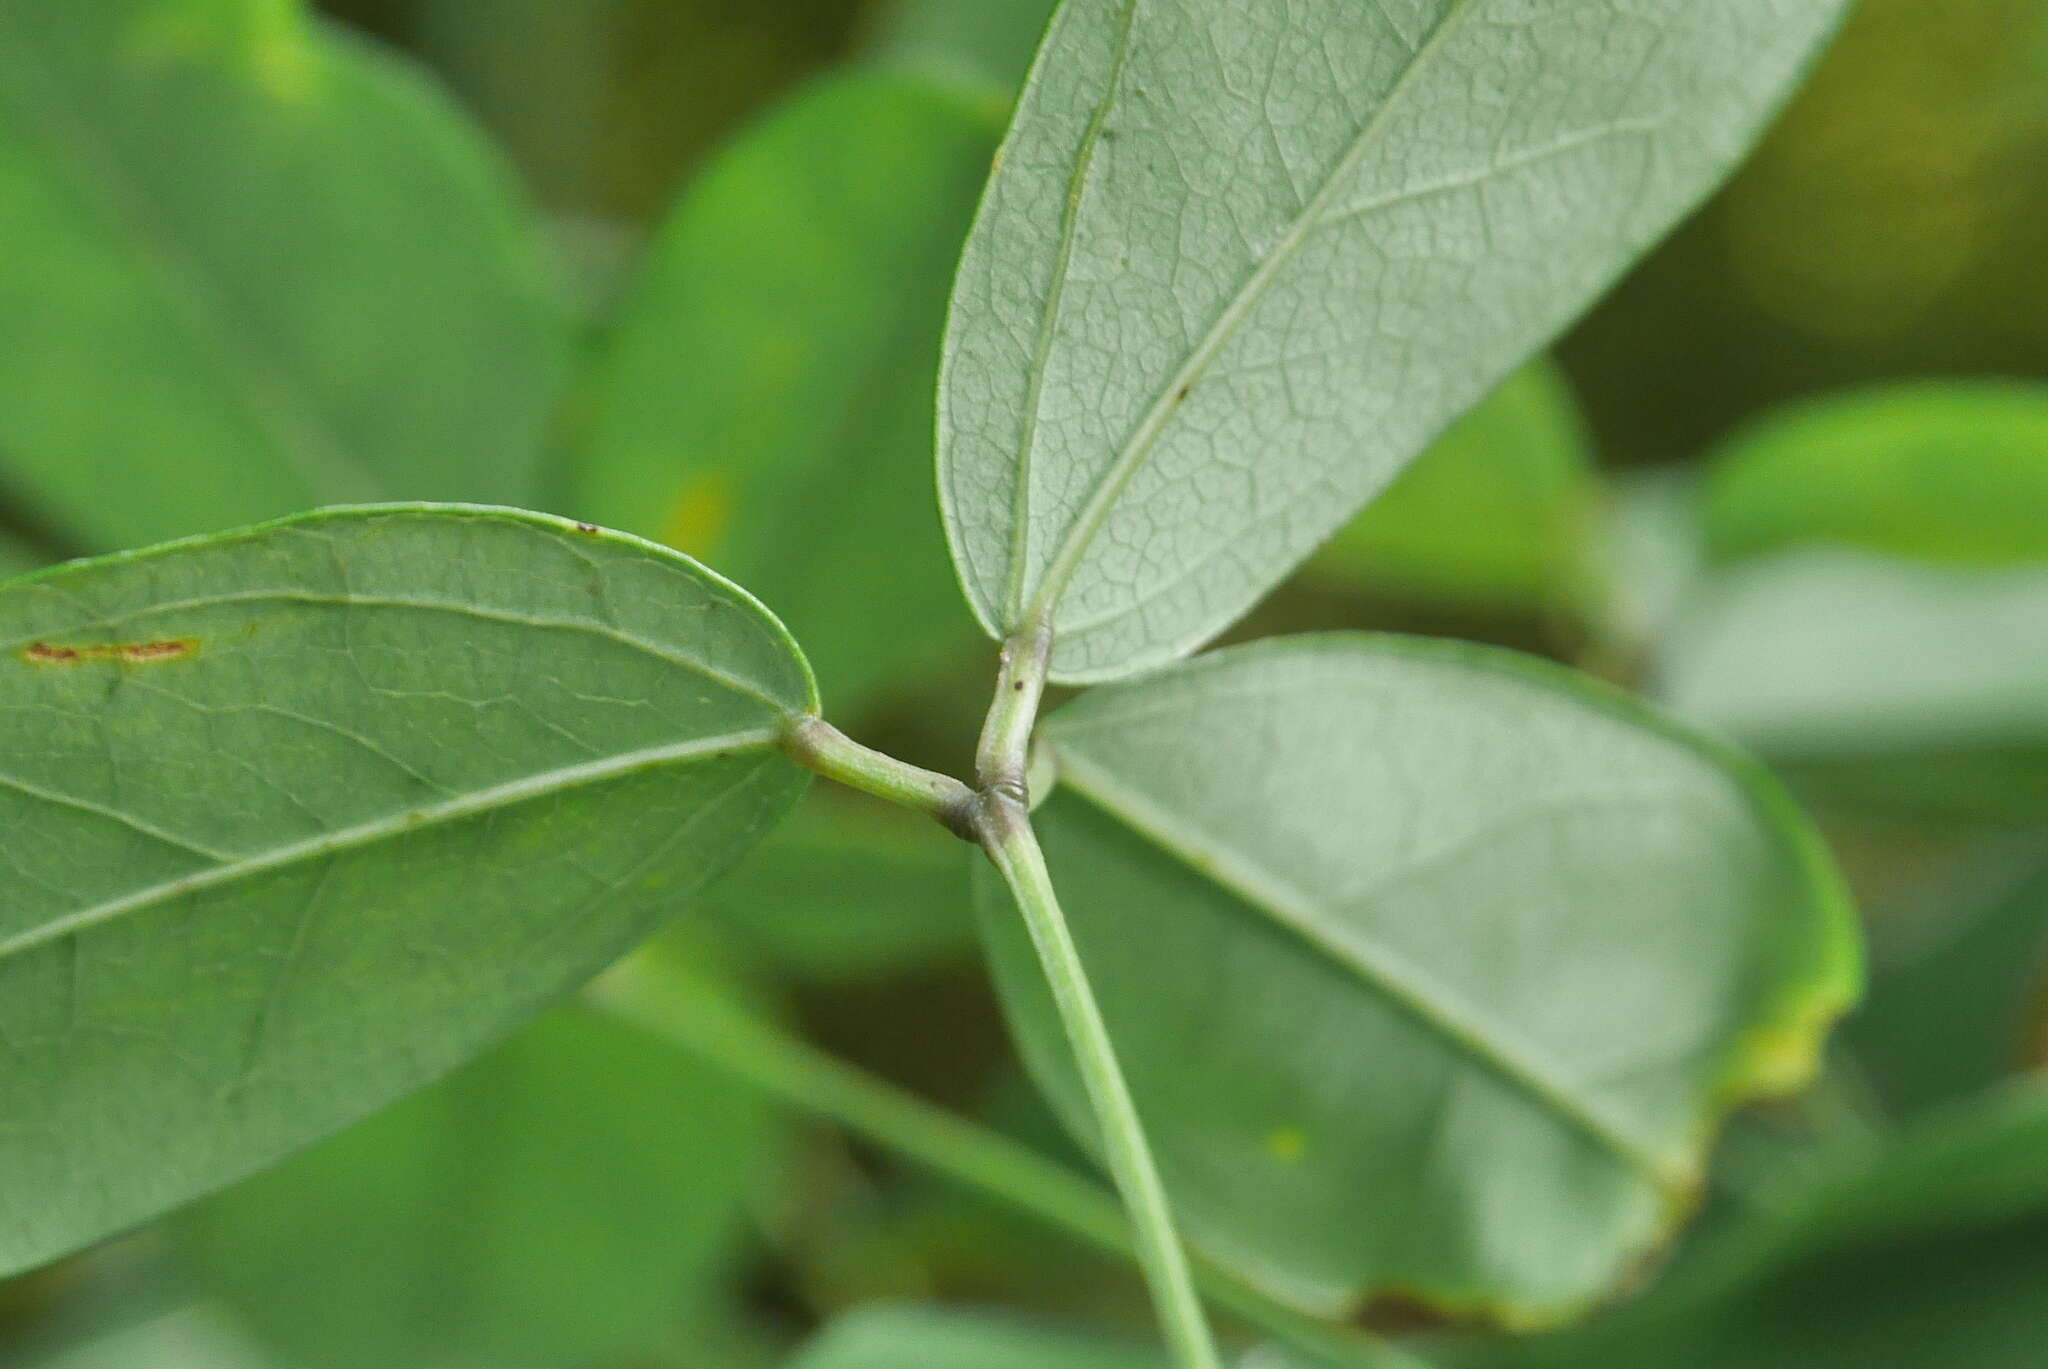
[1050,744,1678,1185]
[939,0,1851,679]
[976,635,1857,1320]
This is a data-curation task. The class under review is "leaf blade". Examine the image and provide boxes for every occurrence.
[976,634,1858,1321]
[0,504,811,1277]
[180,1005,784,1369]
[0,0,566,550]
[789,1305,1165,1369]
[939,0,1851,679]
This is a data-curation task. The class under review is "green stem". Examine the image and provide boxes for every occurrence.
[976,620,1053,796]
[783,715,979,840]
[977,796,1223,1369]
[587,956,1420,1369]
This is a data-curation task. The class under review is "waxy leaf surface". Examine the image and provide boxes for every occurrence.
[0,506,812,1276]
[579,72,998,709]
[0,0,566,551]
[976,636,1858,1321]
[939,0,1850,680]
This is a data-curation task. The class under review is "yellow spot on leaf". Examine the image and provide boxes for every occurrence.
[660,471,735,559]
[1264,1127,1308,1164]
[125,0,314,102]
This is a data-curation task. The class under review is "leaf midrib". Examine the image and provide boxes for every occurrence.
[1016,0,1482,629]
[999,0,1144,623]
[1050,743,1691,1189]
[0,726,781,967]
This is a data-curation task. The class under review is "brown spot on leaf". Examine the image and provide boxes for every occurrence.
[574,521,599,535]
[23,638,197,666]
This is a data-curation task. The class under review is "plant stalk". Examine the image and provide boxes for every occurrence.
[977,793,1224,1369]
[782,715,979,839]
[975,619,1053,797]
[587,956,1421,1369]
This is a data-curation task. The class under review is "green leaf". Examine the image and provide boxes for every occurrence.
[0,0,566,552]
[1594,468,1708,657]
[0,504,812,1277]
[1655,550,2048,822]
[937,0,1850,682]
[975,635,1858,1323]
[787,1305,1164,1369]
[179,1005,782,1369]
[0,528,48,581]
[577,71,1000,710]
[869,0,1060,89]
[697,791,974,983]
[1701,381,2048,568]
[1847,843,2048,1115]
[1305,361,1600,614]
[32,1307,277,1369]
[1488,1083,2048,1369]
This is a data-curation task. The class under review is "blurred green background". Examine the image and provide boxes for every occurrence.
[2,0,2046,1366]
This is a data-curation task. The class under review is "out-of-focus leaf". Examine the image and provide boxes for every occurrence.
[578,72,999,710]
[179,1006,780,1369]
[697,791,973,983]
[0,505,812,1277]
[1592,469,1707,663]
[1849,844,2048,1115]
[786,1304,1163,1369]
[0,528,47,581]
[1672,383,2048,820]
[867,0,1058,89]
[1306,362,1600,615]
[404,0,863,221]
[31,1306,277,1369]
[0,0,566,553]
[1487,1083,2048,1369]
[938,0,1852,682]
[977,636,1858,1324]
[1702,381,2048,568]
[1656,550,2048,822]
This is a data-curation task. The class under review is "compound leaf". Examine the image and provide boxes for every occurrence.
[976,635,1858,1322]
[938,0,1851,681]
[0,505,812,1276]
